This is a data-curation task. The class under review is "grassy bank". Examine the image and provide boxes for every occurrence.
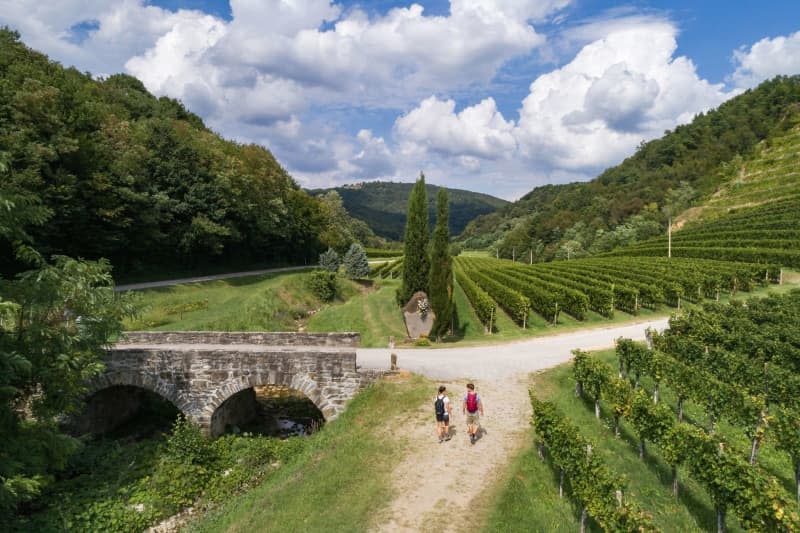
[123,271,363,332]
[188,374,431,532]
[486,348,797,532]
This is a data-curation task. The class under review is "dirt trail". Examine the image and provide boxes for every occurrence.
[374,376,532,533]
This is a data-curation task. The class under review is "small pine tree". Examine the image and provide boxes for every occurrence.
[398,173,430,305]
[429,188,453,340]
[343,243,370,279]
[319,248,340,272]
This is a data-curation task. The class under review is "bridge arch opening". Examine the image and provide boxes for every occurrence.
[209,384,325,438]
[70,385,182,438]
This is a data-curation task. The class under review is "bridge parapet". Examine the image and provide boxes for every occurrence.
[118,331,360,347]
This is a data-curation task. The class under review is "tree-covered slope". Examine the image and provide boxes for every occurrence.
[0,29,345,278]
[458,76,800,260]
[308,181,509,241]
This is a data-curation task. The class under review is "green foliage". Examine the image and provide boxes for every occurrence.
[0,253,135,520]
[318,248,341,273]
[428,189,453,340]
[307,270,338,301]
[398,174,430,305]
[0,29,330,277]
[11,417,305,532]
[530,394,657,531]
[342,243,370,279]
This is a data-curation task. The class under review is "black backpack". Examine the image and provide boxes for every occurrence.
[434,396,445,416]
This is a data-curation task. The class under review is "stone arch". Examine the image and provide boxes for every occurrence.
[85,371,192,416]
[202,372,331,436]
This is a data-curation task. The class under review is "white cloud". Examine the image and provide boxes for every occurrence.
[732,31,800,88]
[395,96,516,159]
[515,21,733,170]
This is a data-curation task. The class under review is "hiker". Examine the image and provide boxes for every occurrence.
[434,385,452,442]
[463,383,484,444]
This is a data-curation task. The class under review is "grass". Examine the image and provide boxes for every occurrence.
[306,278,408,347]
[486,347,799,532]
[123,271,362,332]
[187,374,432,533]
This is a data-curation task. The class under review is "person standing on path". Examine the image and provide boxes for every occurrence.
[434,385,452,442]
[463,383,484,444]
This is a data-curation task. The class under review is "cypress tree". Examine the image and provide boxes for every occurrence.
[398,173,430,305]
[429,188,453,340]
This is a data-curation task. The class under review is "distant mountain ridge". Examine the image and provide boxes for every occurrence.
[308,181,509,241]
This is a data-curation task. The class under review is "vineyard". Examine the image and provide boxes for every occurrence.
[453,255,780,331]
[529,290,800,532]
[605,196,800,267]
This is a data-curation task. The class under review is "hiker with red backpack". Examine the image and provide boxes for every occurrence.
[434,385,452,442]
[463,383,484,444]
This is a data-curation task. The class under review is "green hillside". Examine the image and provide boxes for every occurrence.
[458,76,800,260]
[0,29,357,279]
[308,181,509,241]
[605,124,800,266]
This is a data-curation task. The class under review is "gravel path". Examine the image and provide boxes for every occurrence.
[357,317,669,382]
[365,317,669,532]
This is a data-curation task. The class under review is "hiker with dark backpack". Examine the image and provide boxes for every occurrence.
[434,385,452,443]
[463,383,484,444]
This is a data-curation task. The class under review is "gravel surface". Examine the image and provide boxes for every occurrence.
[357,317,670,382]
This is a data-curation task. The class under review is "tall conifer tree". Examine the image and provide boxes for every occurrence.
[429,188,453,339]
[398,173,430,305]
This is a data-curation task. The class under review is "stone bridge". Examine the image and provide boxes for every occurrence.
[79,331,368,437]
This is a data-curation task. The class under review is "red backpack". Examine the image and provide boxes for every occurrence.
[466,392,479,413]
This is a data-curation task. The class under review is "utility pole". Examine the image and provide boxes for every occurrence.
[668,217,672,259]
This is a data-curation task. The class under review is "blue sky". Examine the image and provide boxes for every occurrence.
[2,1,799,199]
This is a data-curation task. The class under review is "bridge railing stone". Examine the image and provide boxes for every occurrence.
[118,331,360,347]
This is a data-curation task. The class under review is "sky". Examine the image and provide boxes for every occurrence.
[1,1,799,200]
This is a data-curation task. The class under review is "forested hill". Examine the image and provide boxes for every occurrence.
[458,75,800,260]
[0,29,360,278]
[308,181,509,241]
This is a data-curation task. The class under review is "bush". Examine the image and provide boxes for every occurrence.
[449,242,463,257]
[318,248,341,273]
[307,270,337,301]
[343,243,370,279]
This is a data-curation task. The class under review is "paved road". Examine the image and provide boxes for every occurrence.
[357,317,669,382]
[115,266,312,291]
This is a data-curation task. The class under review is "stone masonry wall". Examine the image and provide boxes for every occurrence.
[92,340,362,437]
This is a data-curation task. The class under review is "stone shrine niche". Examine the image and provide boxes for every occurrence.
[403,291,435,340]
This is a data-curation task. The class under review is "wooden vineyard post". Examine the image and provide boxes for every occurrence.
[668,217,672,259]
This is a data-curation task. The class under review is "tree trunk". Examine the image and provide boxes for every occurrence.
[559,469,564,499]
[639,438,646,460]
[653,382,660,404]
[634,372,640,390]
[580,508,588,533]
[796,462,799,504]
[717,508,727,533]
[575,380,583,397]
[594,398,600,419]
[537,442,544,461]
[614,414,620,437]
[749,436,760,465]
[677,397,684,422]
[708,415,716,434]
[671,465,679,497]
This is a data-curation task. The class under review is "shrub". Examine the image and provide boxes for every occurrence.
[343,243,370,279]
[318,248,341,273]
[307,270,337,301]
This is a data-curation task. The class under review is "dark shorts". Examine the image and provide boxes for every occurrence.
[436,413,450,423]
